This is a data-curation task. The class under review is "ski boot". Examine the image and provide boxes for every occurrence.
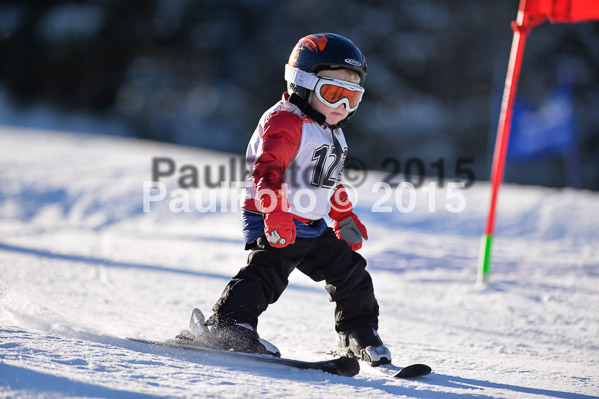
[337,327,392,366]
[186,308,281,357]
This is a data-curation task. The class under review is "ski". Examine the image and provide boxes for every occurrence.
[327,349,431,379]
[369,362,431,379]
[127,337,360,377]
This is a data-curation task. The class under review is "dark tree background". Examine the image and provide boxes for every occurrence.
[1,0,598,189]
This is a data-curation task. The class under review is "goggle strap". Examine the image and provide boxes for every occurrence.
[285,65,319,90]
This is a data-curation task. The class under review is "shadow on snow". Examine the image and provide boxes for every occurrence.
[0,363,164,399]
[0,241,321,294]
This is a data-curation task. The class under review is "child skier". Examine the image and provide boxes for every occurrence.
[198,33,391,366]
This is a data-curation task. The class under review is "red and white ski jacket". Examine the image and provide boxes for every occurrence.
[241,93,352,221]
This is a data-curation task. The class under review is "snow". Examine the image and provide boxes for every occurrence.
[1,125,598,398]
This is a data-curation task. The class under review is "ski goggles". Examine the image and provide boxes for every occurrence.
[285,65,365,112]
[313,77,364,112]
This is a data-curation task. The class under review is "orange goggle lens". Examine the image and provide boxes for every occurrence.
[314,78,364,111]
[319,84,363,108]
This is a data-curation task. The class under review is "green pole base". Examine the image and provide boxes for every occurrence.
[477,234,493,286]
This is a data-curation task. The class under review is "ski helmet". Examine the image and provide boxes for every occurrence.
[285,33,367,127]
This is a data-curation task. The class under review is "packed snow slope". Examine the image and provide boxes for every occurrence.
[1,125,598,399]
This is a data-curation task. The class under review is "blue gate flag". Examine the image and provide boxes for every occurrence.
[507,84,576,162]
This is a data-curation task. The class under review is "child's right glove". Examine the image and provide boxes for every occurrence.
[329,184,368,251]
[260,190,296,248]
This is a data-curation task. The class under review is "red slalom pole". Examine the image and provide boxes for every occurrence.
[478,0,599,284]
[477,8,537,285]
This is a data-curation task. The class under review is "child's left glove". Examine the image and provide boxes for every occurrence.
[329,185,368,251]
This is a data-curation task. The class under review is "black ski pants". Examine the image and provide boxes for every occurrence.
[211,228,379,333]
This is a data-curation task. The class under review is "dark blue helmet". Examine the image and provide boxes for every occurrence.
[287,33,367,85]
[285,33,367,128]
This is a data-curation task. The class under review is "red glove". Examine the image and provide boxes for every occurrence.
[329,185,368,251]
[260,190,296,248]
